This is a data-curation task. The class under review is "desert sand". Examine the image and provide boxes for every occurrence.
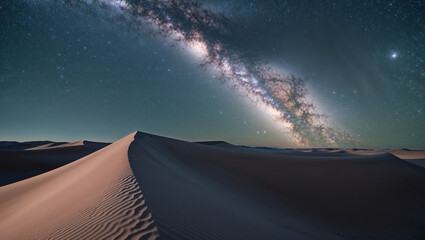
[0,132,424,239]
[0,140,109,186]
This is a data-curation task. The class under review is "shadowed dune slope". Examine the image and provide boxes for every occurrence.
[129,132,425,240]
[0,141,109,186]
[0,133,159,240]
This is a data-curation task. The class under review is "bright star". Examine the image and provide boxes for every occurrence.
[391,52,398,59]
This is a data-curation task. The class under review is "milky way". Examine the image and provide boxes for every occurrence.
[62,0,355,147]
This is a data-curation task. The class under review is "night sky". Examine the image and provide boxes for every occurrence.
[1,0,424,148]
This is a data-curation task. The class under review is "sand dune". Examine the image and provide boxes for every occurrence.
[0,133,158,239]
[0,140,108,186]
[129,133,425,239]
[1,132,425,239]
[0,141,68,150]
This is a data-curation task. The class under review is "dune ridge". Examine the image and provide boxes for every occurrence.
[1,131,425,239]
[0,132,159,240]
[129,132,425,239]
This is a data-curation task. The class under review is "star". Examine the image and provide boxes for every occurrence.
[391,52,398,59]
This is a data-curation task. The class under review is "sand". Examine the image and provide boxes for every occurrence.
[0,132,424,239]
[0,140,108,186]
[0,133,158,239]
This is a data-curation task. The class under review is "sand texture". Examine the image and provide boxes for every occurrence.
[1,132,425,239]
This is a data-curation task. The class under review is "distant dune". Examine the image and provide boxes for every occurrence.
[0,140,109,186]
[1,132,425,239]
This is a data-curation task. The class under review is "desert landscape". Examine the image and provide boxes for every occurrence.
[0,131,424,239]
[2,0,425,239]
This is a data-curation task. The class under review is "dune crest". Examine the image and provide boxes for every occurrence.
[1,131,425,239]
[129,132,425,239]
[0,132,159,240]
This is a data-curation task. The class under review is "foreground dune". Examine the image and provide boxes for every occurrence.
[0,132,425,239]
[0,133,158,239]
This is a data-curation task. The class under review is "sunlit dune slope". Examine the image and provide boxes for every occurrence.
[0,133,159,240]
